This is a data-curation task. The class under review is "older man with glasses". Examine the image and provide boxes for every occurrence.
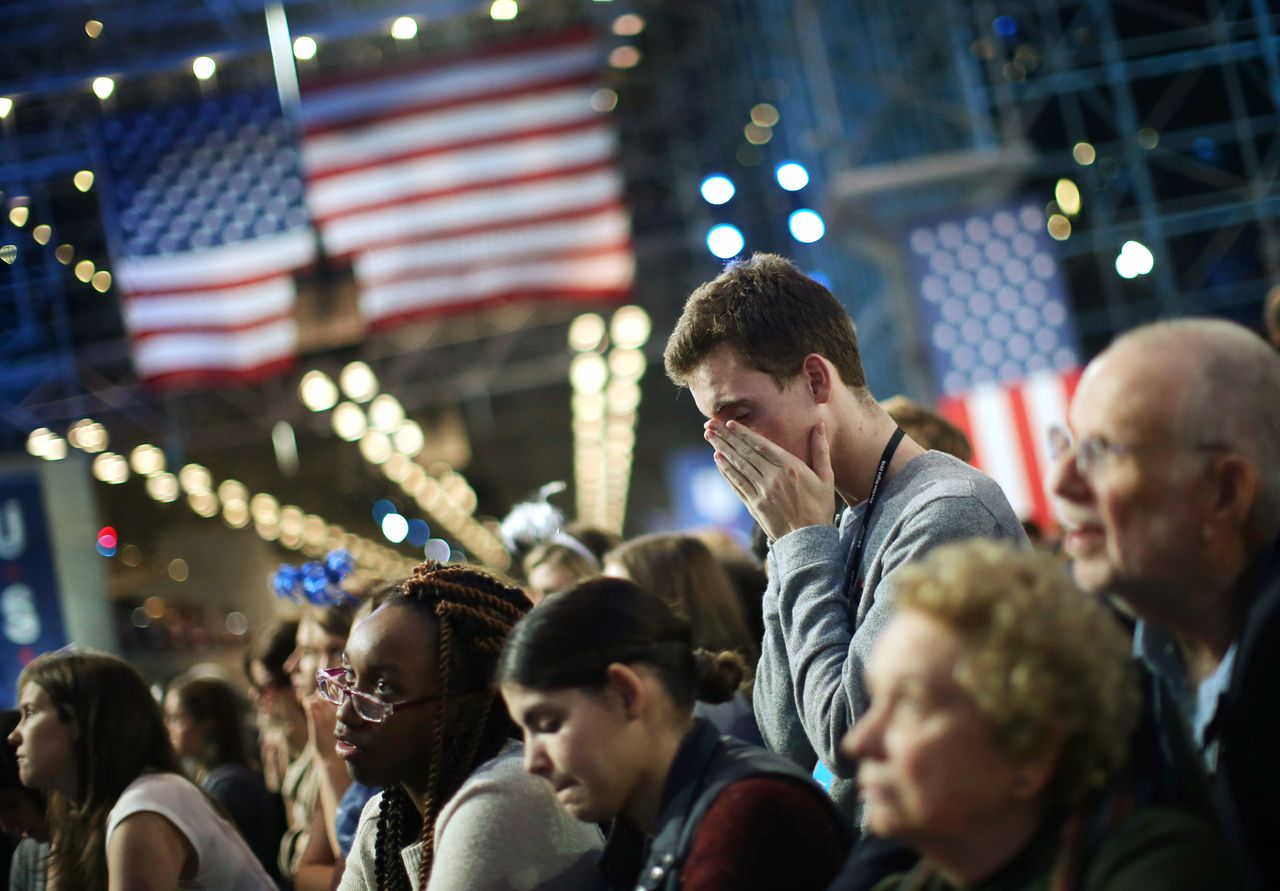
[1048,317,1280,890]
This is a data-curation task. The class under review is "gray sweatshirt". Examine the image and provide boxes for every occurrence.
[753,450,1027,820]
[340,744,603,891]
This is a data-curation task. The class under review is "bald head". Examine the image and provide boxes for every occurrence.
[1050,318,1280,621]
[1099,318,1280,534]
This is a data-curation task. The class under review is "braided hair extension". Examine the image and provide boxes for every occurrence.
[369,561,528,890]
[373,785,422,891]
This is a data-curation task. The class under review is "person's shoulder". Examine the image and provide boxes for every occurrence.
[891,453,1021,524]
[710,774,834,817]
[439,743,538,816]
[434,742,602,860]
[463,742,526,786]
[117,771,200,806]
[1085,806,1248,889]
[685,776,848,890]
[356,788,388,823]
[106,773,207,844]
[204,763,262,794]
[896,451,996,497]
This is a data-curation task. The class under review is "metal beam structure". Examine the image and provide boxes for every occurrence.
[709,0,1279,391]
[961,0,1280,353]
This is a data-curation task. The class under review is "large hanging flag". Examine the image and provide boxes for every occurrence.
[905,203,1082,531]
[101,87,316,388]
[298,26,634,330]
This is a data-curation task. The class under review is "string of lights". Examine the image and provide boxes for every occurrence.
[569,304,649,534]
[298,362,511,571]
[26,421,416,580]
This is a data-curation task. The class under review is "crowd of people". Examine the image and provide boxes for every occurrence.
[4,253,1278,890]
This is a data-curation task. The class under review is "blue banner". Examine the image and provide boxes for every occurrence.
[0,472,69,706]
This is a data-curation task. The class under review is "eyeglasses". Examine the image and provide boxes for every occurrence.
[1047,425,1227,480]
[315,667,443,724]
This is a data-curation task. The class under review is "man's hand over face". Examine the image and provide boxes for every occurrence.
[705,419,835,542]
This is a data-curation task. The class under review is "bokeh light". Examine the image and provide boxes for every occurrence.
[1115,240,1154,279]
[381,512,409,543]
[788,209,826,243]
[699,175,735,206]
[610,305,651,349]
[706,224,745,259]
[391,16,418,39]
[1054,178,1081,215]
[192,56,217,80]
[490,0,518,20]
[775,162,810,191]
[609,46,641,68]
[339,361,378,402]
[293,36,318,60]
[299,370,339,411]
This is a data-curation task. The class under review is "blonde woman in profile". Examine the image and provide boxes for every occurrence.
[843,540,1244,891]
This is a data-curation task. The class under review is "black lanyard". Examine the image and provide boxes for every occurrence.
[843,427,905,600]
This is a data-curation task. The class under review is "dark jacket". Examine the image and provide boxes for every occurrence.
[1201,533,1280,890]
[600,718,849,891]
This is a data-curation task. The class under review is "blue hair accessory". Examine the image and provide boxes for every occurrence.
[273,548,356,606]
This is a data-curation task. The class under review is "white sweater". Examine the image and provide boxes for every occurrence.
[339,743,603,891]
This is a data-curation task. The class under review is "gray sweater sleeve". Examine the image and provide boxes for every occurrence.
[772,483,1023,773]
[752,526,838,771]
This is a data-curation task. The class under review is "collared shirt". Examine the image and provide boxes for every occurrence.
[1135,621,1238,769]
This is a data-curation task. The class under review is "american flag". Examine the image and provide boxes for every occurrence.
[101,88,316,387]
[298,26,634,329]
[906,203,1081,531]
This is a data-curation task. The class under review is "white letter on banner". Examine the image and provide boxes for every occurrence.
[1,584,40,646]
[0,500,24,560]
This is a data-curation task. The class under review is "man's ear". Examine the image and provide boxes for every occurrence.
[604,663,646,720]
[1204,453,1259,534]
[801,354,834,405]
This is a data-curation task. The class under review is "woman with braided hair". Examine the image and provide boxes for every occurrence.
[332,561,602,891]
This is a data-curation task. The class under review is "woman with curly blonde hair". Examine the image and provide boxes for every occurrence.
[843,539,1243,890]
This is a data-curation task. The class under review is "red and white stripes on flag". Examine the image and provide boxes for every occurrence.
[115,228,315,387]
[938,368,1081,533]
[299,27,634,329]
[100,86,317,389]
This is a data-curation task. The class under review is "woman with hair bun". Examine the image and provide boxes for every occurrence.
[498,576,849,891]
[604,532,762,745]
[332,562,602,890]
